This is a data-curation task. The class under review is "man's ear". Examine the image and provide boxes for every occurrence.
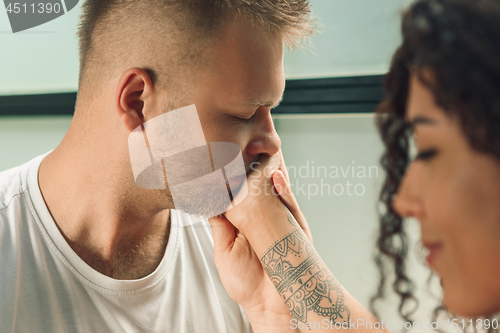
[115,68,158,132]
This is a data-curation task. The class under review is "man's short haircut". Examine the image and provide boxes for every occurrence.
[76,0,314,106]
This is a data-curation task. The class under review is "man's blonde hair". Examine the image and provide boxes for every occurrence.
[77,0,314,105]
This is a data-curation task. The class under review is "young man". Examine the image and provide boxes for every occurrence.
[0,0,313,332]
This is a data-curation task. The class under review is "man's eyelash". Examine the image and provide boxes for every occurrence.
[232,115,251,123]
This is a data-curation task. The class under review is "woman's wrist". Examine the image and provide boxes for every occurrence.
[245,307,298,333]
[238,201,297,258]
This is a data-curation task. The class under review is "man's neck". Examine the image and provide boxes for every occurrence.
[38,131,173,280]
[60,211,171,279]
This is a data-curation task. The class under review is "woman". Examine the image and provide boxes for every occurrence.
[211,0,500,331]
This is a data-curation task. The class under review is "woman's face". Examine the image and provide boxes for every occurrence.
[393,72,500,317]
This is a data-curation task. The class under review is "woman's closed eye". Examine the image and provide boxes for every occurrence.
[415,149,437,161]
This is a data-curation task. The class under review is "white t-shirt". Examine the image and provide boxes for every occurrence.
[0,154,252,333]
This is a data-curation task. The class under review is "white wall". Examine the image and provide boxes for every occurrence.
[0,3,81,95]
[0,0,411,95]
[285,0,412,79]
[0,116,72,171]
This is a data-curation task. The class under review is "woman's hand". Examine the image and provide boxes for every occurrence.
[208,150,311,332]
[224,150,312,243]
[209,215,298,332]
[272,168,313,244]
[211,150,389,333]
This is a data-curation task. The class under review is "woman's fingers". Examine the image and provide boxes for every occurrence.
[277,149,291,184]
[272,170,313,244]
[272,170,302,218]
[208,215,236,258]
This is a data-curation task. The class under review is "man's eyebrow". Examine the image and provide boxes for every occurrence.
[407,115,438,129]
[245,92,284,109]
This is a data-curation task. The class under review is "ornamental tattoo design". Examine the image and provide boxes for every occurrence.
[260,229,350,324]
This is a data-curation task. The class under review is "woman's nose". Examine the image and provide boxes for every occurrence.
[392,163,424,219]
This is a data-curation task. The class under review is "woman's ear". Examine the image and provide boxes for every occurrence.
[115,68,158,132]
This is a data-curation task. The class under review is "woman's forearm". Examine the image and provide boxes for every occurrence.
[243,208,390,332]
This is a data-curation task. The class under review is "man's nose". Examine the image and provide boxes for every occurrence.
[392,163,424,219]
[245,109,281,157]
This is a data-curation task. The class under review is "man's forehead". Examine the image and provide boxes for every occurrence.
[197,15,285,113]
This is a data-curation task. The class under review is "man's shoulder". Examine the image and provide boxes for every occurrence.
[0,162,28,211]
[0,154,45,211]
[0,159,36,247]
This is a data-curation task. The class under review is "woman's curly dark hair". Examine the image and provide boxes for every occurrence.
[370,0,500,328]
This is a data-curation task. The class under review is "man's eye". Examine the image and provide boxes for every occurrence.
[415,149,437,161]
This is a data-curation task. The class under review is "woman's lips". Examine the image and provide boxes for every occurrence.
[423,242,443,267]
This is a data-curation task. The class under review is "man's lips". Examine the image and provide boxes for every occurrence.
[423,242,443,267]
[228,174,245,189]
